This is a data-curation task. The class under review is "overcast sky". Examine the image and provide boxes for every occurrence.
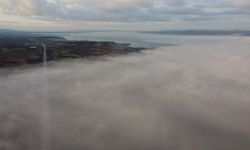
[0,0,250,31]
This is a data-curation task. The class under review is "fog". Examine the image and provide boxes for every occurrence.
[1,35,250,150]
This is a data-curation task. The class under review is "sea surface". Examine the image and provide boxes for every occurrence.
[0,31,250,150]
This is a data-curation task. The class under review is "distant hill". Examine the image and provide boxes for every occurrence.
[0,29,22,33]
[0,29,31,38]
[144,30,250,36]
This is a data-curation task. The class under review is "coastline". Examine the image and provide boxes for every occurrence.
[0,35,145,68]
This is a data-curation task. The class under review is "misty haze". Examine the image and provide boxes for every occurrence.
[1,32,250,150]
[1,0,250,150]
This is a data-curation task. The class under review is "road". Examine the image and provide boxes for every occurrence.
[42,43,47,66]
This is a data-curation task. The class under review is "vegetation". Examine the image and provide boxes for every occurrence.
[0,35,144,67]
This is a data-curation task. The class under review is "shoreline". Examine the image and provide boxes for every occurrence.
[0,35,145,68]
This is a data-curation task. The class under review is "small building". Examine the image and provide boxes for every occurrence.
[30,46,37,49]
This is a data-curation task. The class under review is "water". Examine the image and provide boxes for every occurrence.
[63,31,242,47]
[0,32,250,150]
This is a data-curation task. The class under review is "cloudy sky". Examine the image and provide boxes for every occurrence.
[0,0,250,31]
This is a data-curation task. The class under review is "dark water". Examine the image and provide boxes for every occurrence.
[0,33,250,150]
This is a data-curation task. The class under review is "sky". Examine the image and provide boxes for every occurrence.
[0,0,250,31]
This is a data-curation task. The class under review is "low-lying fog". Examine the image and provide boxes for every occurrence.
[1,35,250,150]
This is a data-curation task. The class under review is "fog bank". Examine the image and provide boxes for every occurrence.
[1,36,250,150]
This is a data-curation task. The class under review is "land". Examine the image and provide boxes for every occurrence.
[143,30,250,36]
[0,34,144,68]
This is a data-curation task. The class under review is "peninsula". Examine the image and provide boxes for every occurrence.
[0,35,144,67]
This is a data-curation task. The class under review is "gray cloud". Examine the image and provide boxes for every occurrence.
[0,0,250,22]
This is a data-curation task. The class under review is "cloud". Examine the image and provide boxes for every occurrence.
[0,0,60,17]
[56,0,76,5]
[0,0,38,15]
[0,0,250,23]
[232,0,250,7]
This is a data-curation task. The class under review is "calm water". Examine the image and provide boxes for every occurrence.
[1,32,250,150]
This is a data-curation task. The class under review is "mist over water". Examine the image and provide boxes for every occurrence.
[1,34,250,150]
